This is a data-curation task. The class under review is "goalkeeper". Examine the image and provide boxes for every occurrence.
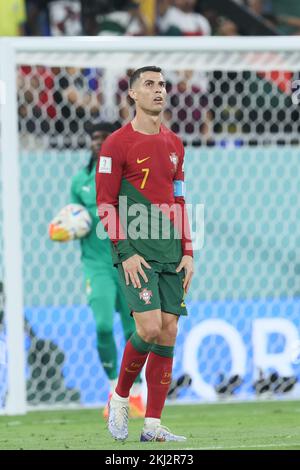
[70,122,145,418]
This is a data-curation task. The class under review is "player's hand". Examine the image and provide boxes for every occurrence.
[176,255,194,294]
[122,254,151,289]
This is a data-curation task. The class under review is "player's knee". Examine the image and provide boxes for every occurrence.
[163,322,178,342]
[138,325,162,343]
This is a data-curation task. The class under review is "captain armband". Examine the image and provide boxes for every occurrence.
[173,180,185,197]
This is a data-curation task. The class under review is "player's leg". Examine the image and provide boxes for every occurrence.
[141,313,186,441]
[140,265,187,442]
[114,264,162,398]
[85,273,118,389]
[108,308,161,440]
[115,286,145,418]
[145,312,177,420]
[108,264,161,440]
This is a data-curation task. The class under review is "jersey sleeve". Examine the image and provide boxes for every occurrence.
[95,136,136,262]
[173,141,193,257]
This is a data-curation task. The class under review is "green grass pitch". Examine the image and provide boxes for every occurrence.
[1,401,300,450]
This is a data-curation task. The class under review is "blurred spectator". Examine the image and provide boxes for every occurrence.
[247,0,265,16]
[18,65,57,134]
[216,17,240,36]
[156,1,212,142]
[0,0,26,36]
[157,0,211,36]
[58,67,102,124]
[115,69,135,126]
[81,0,112,35]
[138,0,156,35]
[26,1,48,35]
[48,0,82,35]
[21,0,300,37]
[276,15,300,35]
[26,0,83,36]
[18,65,103,146]
[163,69,212,142]
[246,0,278,29]
[97,0,149,35]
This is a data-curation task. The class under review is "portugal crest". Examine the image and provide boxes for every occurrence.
[139,288,153,305]
[169,152,179,172]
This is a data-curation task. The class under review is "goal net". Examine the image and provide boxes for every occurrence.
[1,37,300,414]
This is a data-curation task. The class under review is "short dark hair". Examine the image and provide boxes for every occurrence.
[129,66,162,88]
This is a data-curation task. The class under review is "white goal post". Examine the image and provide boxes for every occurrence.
[1,36,300,415]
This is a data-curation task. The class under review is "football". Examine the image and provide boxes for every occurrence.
[49,203,92,242]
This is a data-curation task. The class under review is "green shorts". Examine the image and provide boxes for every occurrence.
[117,261,188,316]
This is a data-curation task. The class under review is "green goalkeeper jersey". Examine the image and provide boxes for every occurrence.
[70,162,115,272]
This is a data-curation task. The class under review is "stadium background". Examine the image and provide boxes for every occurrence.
[1,0,300,413]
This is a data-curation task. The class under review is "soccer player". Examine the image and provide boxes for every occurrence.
[70,122,145,418]
[96,67,194,441]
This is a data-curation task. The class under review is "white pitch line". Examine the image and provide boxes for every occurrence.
[185,441,300,450]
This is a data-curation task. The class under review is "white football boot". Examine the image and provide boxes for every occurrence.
[107,393,129,441]
[140,424,187,442]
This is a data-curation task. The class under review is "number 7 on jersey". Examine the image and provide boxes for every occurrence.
[140,168,150,189]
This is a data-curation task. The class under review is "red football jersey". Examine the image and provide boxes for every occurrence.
[96,122,193,264]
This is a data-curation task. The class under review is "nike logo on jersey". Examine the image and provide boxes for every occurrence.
[137,157,150,164]
[82,186,90,192]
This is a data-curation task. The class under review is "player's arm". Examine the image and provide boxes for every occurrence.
[70,177,82,205]
[174,143,194,293]
[95,139,133,257]
[95,139,150,288]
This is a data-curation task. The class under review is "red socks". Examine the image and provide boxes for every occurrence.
[145,351,173,419]
[115,339,149,398]
[114,332,174,421]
